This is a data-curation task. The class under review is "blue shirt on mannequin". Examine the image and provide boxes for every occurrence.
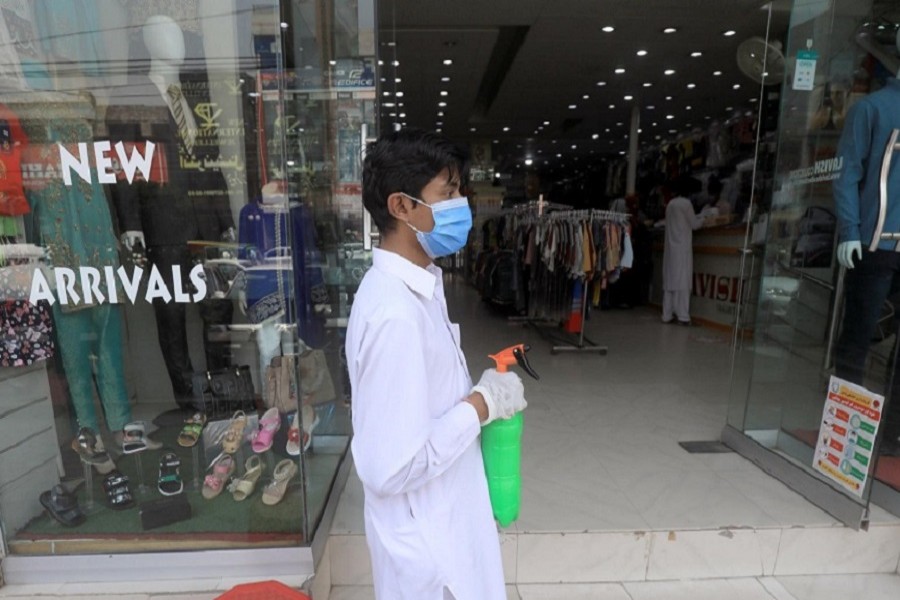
[834,78,900,249]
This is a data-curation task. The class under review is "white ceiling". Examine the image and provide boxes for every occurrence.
[376,0,790,173]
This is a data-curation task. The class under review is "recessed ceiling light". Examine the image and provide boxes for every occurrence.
[663,27,677,34]
[556,153,562,158]
[749,97,758,102]
[669,129,677,133]
[733,84,741,89]
[395,91,404,97]
[666,95,673,100]
[602,26,615,32]
[525,159,533,166]
[378,60,384,66]
[469,127,477,132]
[543,121,550,125]
[596,81,607,86]
[624,95,633,101]
[686,106,692,110]
[438,101,447,107]
[442,59,453,65]
[615,67,626,74]
[399,113,406,118]
[436,121,443,126]
[726,106,733,111]
[583,94,590,99]
[441,76,451,82]
[493,139,498,143]
[686,83,696,89]
[647,105,655,109]
[395,78,402,83]
[437,111,444,116]
[691,52,703,57]
[380,77,386,82]
[383,102,395,107]
[569,104,577,109]
[636,50,648,57]
[392,60,400,66]
[571,144,577,149]
[723,30,736,37]
[592,134,600,139]
[503,126,510,132]
[666,114,674,119]
[605,128,611,132]
[713,71,723,76]
[608,104,616,109]
[616,122,623,126]
[382,91,390,97]
[643,82,653,87]
[664,69,676,75]
[439,91,448,96]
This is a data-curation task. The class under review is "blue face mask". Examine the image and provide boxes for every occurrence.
[402,193,473,259]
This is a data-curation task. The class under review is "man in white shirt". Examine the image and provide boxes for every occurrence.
[662,177,705,325]
[346,129,526,600]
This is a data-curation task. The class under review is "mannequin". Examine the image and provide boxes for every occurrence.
[108,15,235,409]
[833,28,900,452]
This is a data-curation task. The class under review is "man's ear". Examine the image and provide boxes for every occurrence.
[386,192,411,222]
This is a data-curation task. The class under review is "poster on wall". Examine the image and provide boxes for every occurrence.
[812,376,883,498]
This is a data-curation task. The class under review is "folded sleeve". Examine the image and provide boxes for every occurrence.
[834,102,873,244]
[350,315,481,498]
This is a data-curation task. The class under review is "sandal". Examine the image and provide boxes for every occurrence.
[121,421,161,454]
[220,411,247,454]
[301,404,320,453]
[286,412,301,456]
[177,412,207,448]
[39,485,86,527]
[71,427,109,464]
[202,454,235,500]
[228,455,265,501]
[262,458,298,506]
[158,452,184,496]
[251,407,281,453]
[102,470,134,510]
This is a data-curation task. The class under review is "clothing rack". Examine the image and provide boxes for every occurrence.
[510,208,630,356]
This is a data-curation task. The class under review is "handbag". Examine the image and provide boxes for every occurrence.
[264,354,298,413]
[192,365,257,417]
[298,348,335,406]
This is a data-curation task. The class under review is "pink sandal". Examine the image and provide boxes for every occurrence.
[251,407,281,453]
[202,454,235,500]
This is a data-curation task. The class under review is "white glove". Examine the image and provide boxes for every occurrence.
[471,368,526,426]
[837,241,861,269]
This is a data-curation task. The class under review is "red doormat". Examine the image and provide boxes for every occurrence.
[216,580,309,599]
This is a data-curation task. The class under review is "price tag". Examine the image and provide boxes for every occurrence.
[793,49,818,91]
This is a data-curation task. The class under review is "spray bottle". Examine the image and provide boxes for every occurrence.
[481,344,539,527]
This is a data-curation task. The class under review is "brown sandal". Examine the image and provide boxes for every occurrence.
[220,411,247,454]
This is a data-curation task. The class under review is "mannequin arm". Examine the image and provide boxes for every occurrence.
[837,241,862,269]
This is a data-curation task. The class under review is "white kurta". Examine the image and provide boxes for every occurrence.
[346,249,505,600]
[662,196,703,292]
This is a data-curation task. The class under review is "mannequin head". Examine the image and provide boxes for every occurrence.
[143,15,185,68]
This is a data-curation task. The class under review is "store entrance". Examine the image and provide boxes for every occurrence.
[372,0,900,532]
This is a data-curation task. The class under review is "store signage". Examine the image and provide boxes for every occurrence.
[29,264,207,307]
[59,141,156,186]
[812,376,883,498]
[793,49,818,91]
[692,272,743,304]
[787,156,843,187]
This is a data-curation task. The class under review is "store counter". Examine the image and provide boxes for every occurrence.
[651,223,759,333]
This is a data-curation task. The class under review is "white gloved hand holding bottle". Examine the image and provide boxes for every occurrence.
[471,368,526,426]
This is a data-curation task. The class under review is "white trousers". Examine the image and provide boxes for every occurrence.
[662,290,690,323]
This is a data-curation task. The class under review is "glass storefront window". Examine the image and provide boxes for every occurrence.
[729,0,900,517]
[0,0,367,558]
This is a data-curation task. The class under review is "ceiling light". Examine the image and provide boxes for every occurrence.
[280,22,289,29]
[525,159,533,166]
[543,121,550,125]
[583,94,590,99]
[624,95,633,101]
[382,91,390,97]
[395,78,402,83]
[713,70,722,76]
[686,83,696,89]
[493,139,498,143]
[636,50,648,57]
[615,67,626,74]
[380,77,386,82]
[436,128,442,132]
[470,127,477,132]
[383,102,395,107]
[596,81,607,86]
[329,60,337,66]
[733,84,741,89]
[556,153,562,158]
[691,52,703,57]
[438,101,447,107]
[399,113,406,117]
[669,129,677,133]
[647,105,655,109]
[616,122,623,126]
[503,126,510,132]
[569,104,577,109]
[723,30,736,37]
[571,144,577,149]
[442,59,453,65]
[392,60,400,66]
[686,106,692,110]
[592,134,599,139]
[602,26,615,33]
[436,121,443,126]
[395,91,404,97]
[666,114,674,119]
[440,91,448,96]
[608,104,616,109]
[605,128,611,132]
[726,106,733,111]
[664,69,676,75]
[749,97,758,102]
[441,76,451,82]
[378,60,384,66]
[643,82,653,87]
[663,27,677,34]
[666,95,673,100]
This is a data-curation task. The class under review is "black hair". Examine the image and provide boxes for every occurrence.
[362,128,470,234]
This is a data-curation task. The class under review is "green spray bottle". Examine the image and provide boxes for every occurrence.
[481,344,539,527]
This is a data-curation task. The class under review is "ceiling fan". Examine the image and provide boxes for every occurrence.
[736,36,786,85]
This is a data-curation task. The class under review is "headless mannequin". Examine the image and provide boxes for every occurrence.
[833,29,900,450]
[837,29,900,269]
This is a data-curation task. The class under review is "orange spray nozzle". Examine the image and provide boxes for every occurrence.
[489,344,540,379]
